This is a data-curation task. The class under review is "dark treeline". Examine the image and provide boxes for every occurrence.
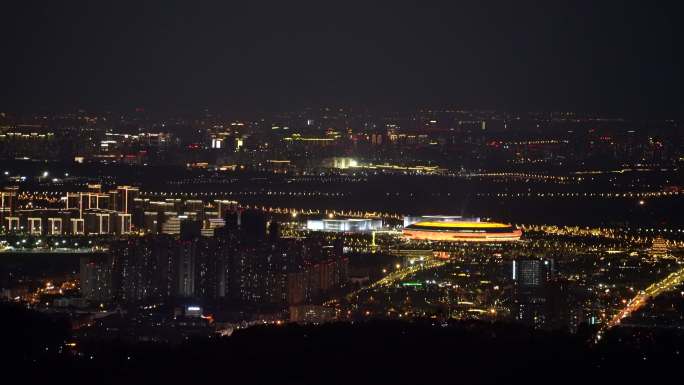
[3,303,683,384]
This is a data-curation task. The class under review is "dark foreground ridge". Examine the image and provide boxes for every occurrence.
[3,303,683,385]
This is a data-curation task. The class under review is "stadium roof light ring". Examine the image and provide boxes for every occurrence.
[403,221,522,242]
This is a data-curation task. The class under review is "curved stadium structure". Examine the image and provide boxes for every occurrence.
[402,221,522,242]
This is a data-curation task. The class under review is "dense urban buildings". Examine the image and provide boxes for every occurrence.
[1,111,683,340]
[2,2,683,384]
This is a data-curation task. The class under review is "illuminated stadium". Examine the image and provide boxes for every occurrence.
[402,221,522,242]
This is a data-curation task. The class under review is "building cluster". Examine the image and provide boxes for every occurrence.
[2,109,681,172]
[1,184,138,235]
[80,209,349,316]
[2,185,234,238]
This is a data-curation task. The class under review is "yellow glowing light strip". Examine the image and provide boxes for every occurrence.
[412,221,510,229]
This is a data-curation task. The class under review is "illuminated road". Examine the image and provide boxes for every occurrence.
[0,247,99,254]
[596,265,684,342]
[346,258,448,301]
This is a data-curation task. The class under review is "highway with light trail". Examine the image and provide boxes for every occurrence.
[596,264,684,342]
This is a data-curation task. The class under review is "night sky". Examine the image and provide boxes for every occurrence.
[1,1,682,115]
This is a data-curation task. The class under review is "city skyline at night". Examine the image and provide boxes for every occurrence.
[1,2,683,384]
